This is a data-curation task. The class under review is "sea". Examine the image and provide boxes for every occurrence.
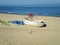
[0,5,60,17]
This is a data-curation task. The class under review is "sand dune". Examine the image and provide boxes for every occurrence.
[0,13,60,45]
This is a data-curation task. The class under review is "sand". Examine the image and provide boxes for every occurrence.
[0,13,60,45]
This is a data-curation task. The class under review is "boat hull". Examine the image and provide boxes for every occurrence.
[24,20,46,27]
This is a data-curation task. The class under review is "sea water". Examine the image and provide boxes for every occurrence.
[0,5,60,17]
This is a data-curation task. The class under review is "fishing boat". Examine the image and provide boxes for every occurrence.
[24,14,46,27]
[24,18,46,27]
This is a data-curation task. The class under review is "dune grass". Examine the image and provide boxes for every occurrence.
[0,19,9,25]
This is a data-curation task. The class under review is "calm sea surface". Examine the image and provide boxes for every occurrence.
[0,6,60,17]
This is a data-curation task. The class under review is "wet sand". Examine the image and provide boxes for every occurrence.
[0,13,60,45]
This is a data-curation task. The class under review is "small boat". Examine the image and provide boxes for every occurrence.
[24,19,46,27]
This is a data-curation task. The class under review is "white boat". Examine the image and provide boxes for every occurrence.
[24,19,46,27]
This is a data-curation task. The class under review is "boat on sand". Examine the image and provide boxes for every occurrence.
[24,18,46,27]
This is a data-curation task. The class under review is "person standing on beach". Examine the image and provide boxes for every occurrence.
[28,14,34,21]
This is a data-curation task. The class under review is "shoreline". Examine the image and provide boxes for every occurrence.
[0,13,60,17]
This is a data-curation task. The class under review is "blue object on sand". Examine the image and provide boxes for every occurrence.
[11,21,24,25]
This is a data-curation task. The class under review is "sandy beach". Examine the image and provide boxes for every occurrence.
[0,13,60,45]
